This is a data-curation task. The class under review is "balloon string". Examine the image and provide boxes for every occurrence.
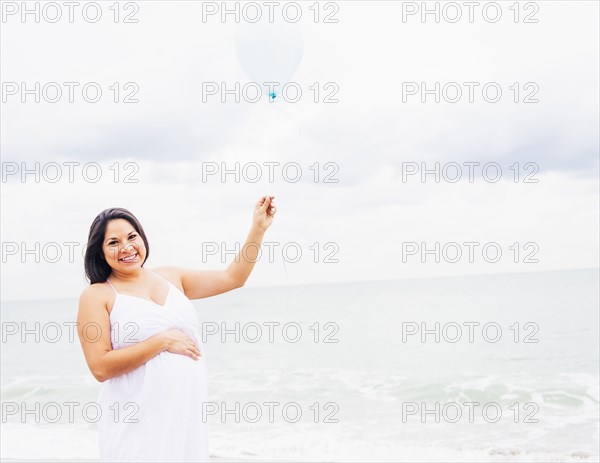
[265,251,291,402]
[270,99,302,137]
[264,98,298,403]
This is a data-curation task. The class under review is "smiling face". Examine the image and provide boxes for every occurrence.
[102,218,146,273]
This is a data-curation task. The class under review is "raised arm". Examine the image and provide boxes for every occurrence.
[157,195,277,300]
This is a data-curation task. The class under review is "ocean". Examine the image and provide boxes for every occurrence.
[1,269,598,462]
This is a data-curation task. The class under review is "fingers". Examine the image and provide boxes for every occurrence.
[187,341,201,359]
[185,348,200,360]
[257,195,268,208]
[258,195,275,210]
[261,197,270,210]
[264,196,276,216]
[175,337,201,360]
[186,348,201,360]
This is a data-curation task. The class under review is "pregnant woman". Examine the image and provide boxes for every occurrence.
[77,196,276,462]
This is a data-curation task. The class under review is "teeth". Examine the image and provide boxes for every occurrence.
[121,253,137,262]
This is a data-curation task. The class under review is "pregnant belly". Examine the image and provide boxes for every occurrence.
[145,351,207,391]
[99,351,207,410]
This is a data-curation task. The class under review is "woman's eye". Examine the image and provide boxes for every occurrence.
[129,234,137,240]
[108,242,117,246]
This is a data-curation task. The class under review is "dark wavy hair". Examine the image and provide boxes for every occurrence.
[84,208,150,284]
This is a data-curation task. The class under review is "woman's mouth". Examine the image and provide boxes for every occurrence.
[120,252,138,263]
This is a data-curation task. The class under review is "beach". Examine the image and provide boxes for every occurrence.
[2,269,598,462]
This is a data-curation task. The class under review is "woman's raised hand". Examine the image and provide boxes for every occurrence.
[253,195,276,231]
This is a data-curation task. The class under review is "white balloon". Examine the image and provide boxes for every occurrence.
[235,18,304,99]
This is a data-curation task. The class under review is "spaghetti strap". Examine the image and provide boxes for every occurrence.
[105,278,118,294]
[151,269,171,285]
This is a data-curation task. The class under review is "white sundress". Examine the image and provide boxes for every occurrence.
[97,271,209,462]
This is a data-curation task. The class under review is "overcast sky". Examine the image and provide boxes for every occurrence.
[1,1,598,301]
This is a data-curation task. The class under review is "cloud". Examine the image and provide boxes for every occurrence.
[1,1,598,301]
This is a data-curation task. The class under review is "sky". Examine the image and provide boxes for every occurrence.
[1,1,599,301]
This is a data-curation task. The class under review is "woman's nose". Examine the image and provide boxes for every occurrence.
[121,243,135,253]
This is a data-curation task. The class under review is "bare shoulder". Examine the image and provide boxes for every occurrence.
[78,282,111,313]
[150,266,184,291]
[79,283,105,301]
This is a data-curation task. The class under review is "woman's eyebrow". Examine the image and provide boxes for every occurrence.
[104,230,137,243]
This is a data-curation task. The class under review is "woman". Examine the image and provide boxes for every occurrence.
[77,195,276,462]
